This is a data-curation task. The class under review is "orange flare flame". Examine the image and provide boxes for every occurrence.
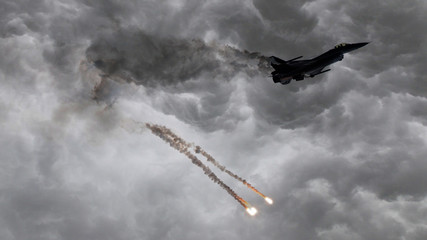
[246,206,258,216]
[265,197,273,205]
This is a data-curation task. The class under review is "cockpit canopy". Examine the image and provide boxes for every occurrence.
[334,43,348,49]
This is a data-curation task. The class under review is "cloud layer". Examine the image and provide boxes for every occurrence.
[1,0,427,240]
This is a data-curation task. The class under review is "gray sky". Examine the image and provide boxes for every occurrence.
[1,0,427,240]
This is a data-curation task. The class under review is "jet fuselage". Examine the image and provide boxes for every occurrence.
[270,42,369,84]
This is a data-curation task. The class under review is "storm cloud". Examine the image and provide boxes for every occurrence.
[1,0,427,240]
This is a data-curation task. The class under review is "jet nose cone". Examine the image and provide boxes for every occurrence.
[354,42,369,48]
[344,42,369,53]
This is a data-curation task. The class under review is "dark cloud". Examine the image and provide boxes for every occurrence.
[1,0,427,240]
[85,30,223,87]
[83,27,268,130]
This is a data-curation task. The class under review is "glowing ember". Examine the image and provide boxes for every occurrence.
[246,207,258,216]
[265,197,273,205]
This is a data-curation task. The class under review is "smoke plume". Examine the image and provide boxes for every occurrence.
[144,123,250,210]
[84,28,270,89]
[120,119,272,212]
[194,146,270,201]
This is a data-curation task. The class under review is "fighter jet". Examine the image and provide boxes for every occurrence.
[269,42,369,85]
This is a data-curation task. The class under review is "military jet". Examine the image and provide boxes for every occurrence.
[269,42,369,85]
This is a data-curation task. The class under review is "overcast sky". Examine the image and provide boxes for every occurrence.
[1,0,427,240]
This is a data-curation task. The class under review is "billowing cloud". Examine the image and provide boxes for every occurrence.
[1,0,427,240]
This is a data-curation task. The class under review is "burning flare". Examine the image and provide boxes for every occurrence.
[124,121,272,215]
[194,146,273,204]
[144,123,253,212]
[265,197,273,205]
[246,206,258,216]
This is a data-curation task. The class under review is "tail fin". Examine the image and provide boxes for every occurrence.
[268,56,287,65]
[269,56,288,70]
